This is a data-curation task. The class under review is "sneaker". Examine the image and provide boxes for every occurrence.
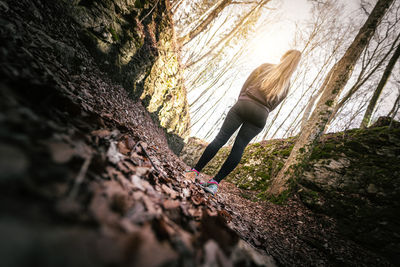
[201,179,219,195]
[184,168,199,181]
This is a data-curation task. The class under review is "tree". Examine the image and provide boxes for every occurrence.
[184,0,272,68]
[267,0,394,196]
[254,0,357,142]
[178,0,233,46]
[360,41,400,128]
[327,9,400,130]
[175,0,276,139]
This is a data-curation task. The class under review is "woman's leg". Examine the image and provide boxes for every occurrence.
[194,104,243,172]
[213,122,264,183]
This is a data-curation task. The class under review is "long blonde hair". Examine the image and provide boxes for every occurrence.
[259,50,301,101]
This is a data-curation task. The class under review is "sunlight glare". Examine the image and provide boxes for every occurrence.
[250,26,294,65]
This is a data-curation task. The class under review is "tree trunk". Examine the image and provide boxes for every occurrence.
[178,0,233,46]
[360,42,400,128]
[267,0,394,196]
[185,0,270,68]
[327,31,400,126]
[300,69,335,130]
[387,91,400,117]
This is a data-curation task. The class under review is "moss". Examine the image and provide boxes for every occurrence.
[299,188,320,206]
[109,27,120,42]
[239,191,259,201]
[310,146,331,160]
[256,189,291,205]
[325,99,334,107]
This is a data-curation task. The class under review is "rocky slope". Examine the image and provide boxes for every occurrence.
[181,118,400,265]
[0,0,189,154]
[1,0,397,266]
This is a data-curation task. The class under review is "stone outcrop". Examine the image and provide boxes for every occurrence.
[298,122,400,263]
[180,118,400,264]
[18,0,190,154]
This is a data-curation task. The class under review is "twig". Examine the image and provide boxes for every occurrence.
[139,0,160,24]
[69,155,92,199]
[138,142,160,173]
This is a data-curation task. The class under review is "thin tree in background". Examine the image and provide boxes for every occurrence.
[267,0,394,196]
[184,0,272,68]
[360,42,400,128]
[178,0,233,46]
[257,1,354,141]
[327,4,400,130]
[387,83,400,119]
[174,0,276,138]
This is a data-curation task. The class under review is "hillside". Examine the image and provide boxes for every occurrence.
[181,118,400,264]
[0,0,397,266]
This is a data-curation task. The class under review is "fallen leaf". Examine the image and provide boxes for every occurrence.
[188,208,202,218]
[124,137,135,150]
[161,184,178,199]
[117,161,130,173]
[152,217,176,239]
[107,141,124,164]
[142,195,157,214]
[117,140,130,155]
[123,160,137,172]
[91,129,111,138]
[191,193,204,205]
[131,175,145,191]
[207,209,218,217]
[218,210,232,223]
[46,141,76,163]
[181,188,191,198]
[163,199,180,210]
[135,166,151,177]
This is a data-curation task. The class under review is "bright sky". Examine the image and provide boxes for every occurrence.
[189,0,362,140]
[249,0,311,64]
[245,0,359,66]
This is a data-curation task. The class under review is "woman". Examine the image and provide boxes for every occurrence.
[185,50,302,195]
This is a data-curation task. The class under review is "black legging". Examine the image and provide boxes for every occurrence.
[194,100,268,182]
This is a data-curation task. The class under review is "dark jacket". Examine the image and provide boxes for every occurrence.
[238,63,289,112]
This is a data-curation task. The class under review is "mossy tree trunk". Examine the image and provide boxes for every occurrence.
[267,0,394,196]
[360,41,400,128]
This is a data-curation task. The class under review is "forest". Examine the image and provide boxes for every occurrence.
[0,0,399,266]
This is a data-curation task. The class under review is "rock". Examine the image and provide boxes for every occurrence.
[0,143,29,180]
[91,129,111,138]
[131,175,145,191]
[367,184,378,194]
[45,141,76,163]
[126,224,179,267]
[107,141,125,164]
[231,239,277,267]
[68,0,190,154]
